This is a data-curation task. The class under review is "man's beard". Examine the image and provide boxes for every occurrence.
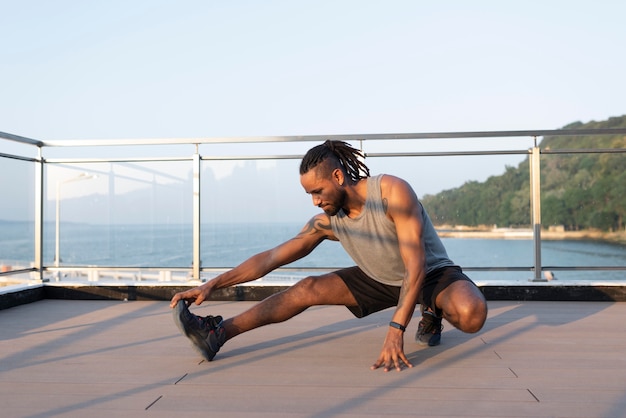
[322,189,346,216]
[323,205,340,216]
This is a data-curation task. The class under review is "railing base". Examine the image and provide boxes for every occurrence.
[3,282,626,311]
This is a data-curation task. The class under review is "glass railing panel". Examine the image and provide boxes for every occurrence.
[368,152,534,282]
[0,156,35,280]
[200,150,537,283]
[541,151,626,281]
[200,158,352,274]
[44,160,192,270]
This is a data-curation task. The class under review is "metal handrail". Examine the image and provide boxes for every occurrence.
[0,131,43,147]
[2,128,626,283]
[33,127,626,147]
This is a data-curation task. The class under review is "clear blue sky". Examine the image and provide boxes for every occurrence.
[2,0,625,141]
[2,0,626,224]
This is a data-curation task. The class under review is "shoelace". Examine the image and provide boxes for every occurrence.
[199,315,223,331]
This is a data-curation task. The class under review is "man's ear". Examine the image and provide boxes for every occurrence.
[333,168,345,186]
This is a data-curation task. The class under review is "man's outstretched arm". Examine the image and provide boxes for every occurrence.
[170,214,332,307]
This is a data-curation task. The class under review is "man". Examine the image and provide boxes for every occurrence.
[170,140,487,372]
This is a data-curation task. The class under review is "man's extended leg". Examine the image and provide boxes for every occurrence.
[174,272,358,360]
[224,272,358,340]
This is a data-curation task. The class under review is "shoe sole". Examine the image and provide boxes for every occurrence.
[428,335,441,346]
[172,301,217,361]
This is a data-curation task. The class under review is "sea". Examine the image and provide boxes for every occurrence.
[1,221,626,283]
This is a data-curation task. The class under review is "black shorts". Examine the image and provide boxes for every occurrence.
[334,265,474,318]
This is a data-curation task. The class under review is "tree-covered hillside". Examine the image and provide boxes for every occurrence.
[421,115,626,232]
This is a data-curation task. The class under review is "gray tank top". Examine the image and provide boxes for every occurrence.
[330,174,454,286]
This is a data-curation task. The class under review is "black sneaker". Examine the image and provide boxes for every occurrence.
[173,300,226,361]
[415,307,443,346]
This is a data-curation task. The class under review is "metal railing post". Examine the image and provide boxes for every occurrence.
[530,143,545,281]
[192,148,201,281]
[34,148,44,281]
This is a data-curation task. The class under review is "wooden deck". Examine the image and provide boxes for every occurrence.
[1,299,626,417]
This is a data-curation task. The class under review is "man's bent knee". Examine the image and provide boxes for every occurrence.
[436,279,488,333]
[455,298,487,333]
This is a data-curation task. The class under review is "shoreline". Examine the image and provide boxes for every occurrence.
[435,227,626,245]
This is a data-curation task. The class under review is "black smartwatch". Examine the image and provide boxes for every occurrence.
[389,321,406,332]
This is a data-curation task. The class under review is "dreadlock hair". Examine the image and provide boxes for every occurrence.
[300,140,370,182]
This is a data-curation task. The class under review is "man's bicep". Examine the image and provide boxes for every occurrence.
[388,181,426,267]
[386,179,424,234]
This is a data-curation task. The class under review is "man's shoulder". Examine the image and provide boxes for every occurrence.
[378,174,412,192]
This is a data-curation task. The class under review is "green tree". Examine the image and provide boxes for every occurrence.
[422,115,626,232]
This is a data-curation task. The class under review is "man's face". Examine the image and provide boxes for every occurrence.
[300,167,346,216]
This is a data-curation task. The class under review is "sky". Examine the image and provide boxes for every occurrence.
[2,0,626,222]
[3,0,625,140]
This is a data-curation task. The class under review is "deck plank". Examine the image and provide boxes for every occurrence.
[1,299,625,417]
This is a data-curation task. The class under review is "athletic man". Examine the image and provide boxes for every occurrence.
[170,140,487,372]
